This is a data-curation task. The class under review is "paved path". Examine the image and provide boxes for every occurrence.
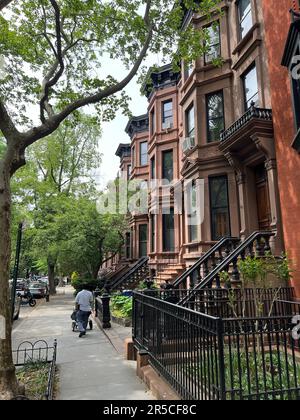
[12,287,153,401]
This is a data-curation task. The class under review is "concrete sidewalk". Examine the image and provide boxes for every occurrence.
[12,286,153,401]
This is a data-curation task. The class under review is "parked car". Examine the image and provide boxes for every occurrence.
[29,282,46,298]
[16,279,30,296]
[38,277,49,286]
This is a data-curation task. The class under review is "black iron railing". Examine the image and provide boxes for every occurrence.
[13,340,57,400]
[149,288,295,318]
[220,105,273,143]
[133,292,300,400]
[172,237,240,289]
[179,231,274,305]
[109,257,149,291]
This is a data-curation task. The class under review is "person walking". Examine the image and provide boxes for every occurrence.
[75,285,93,338]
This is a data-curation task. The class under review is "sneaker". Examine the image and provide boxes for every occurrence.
[79,332,85,338]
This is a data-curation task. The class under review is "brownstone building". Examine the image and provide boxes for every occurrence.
[110,0,300,297]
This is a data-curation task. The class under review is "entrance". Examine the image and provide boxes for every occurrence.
[255,164,271,230]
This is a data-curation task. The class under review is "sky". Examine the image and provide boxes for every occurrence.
[96,75,148,190]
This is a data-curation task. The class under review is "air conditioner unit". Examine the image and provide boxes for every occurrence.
[182,137,195,153]
[163,120,173,130]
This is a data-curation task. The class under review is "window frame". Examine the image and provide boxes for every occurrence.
[206,90,225,143]
[162,100,173,130]
[150,156,155,179]
[138,224,148,258]
[237,0,253,40]
[139,141,148,167]
[150,214,155,253]
[204,21,221,65]
[242,64,259,110]
[186,103,195,138]
[163,208,175,252]
[209,175,231,241]
[162,149,174,182]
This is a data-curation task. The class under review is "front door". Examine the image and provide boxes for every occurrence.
[255,165,271,230]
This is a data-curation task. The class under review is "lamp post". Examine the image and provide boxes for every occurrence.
[11,222,24,321]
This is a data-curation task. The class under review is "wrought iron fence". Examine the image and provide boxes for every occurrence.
[133,291,300,400]
[13,340,57,400]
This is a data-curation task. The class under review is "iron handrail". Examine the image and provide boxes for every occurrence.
[110,256,149,290]
[179,231,275,304]
[172,236,240,288]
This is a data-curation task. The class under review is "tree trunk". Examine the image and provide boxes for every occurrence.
[0,162,20,399]
[48,261,56,295]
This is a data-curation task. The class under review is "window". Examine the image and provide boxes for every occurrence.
[151,214,155,253]
[127,165,131,180]
[238,0,253,39]
[132,146,135,167]
[188,182,198,242]
[209,176,231,241]
[206,91,225,142]
[186,104,195,137]
[162,150,173,182]
[125,232,131,259]
[184,61,194,80]
[150,157,155,179]
[243,65,258,109]
[150,109,155,136]
[139,224,148,258]
[140,141,148,166]
[163,209,175,252]
[204,22,221,64]
[162,100,173,129]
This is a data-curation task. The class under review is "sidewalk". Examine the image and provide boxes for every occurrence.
[12,286,154,401]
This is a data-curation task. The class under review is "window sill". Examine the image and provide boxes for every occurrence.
[232,23,260,55]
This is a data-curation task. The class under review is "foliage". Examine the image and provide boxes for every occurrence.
[16,361,50,400]
[111,295,132,319]
[71,276,100,293]
[0,0,220,130]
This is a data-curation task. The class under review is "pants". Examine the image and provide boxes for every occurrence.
[77,310,91,333]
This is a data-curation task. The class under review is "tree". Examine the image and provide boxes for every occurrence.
[0,0,218,401]
[12,114,101,294]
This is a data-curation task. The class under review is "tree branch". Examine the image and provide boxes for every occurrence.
[40,0,65,123]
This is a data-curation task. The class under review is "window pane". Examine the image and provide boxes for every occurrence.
[151,214,155,253]
[239,0,252,38]
[205,23,220,63]
[163,209,175,252]
[140,141,148,166]
[186,105,195,137]
[151,110,155,135]
[151,157,155,179]
[209,176,231,241]
[207,92,224,142]
[162,100,173,129]
[243,65,258,109]
[162,150,173,182]
[139,224,148,257]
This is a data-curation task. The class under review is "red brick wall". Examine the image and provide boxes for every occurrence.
[261,0,300,297]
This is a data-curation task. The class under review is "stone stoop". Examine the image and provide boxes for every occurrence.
[155,264,186,285]
[126,339,180,401]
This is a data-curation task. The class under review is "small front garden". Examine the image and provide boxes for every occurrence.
[16,361,58,400]
[110,294,133,326]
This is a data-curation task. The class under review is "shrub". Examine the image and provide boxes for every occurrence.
[111,295,132,319]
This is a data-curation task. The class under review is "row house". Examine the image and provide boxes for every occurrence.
[112,0,300,296]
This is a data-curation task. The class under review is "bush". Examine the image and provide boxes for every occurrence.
[71,276,100,293]
[111,295,132,319]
